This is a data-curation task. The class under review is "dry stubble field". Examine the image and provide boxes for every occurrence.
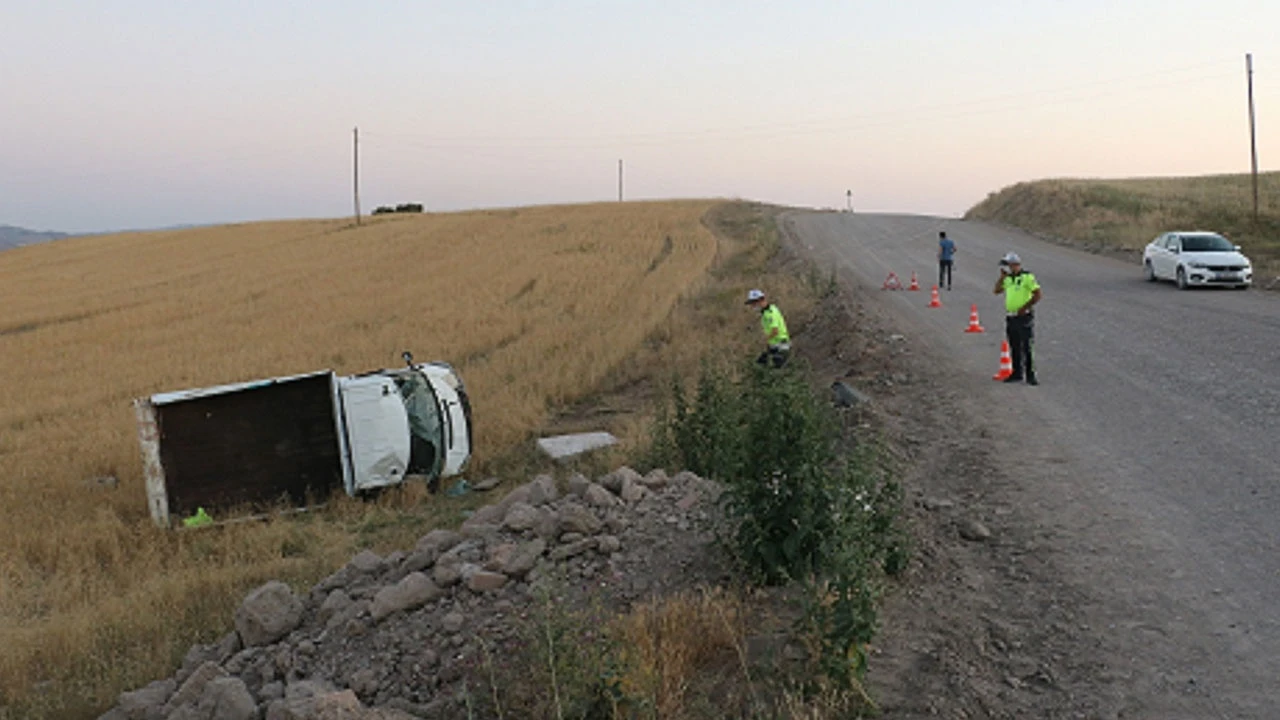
[0,200,788,718]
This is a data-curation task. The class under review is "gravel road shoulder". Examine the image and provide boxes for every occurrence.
[780,235,1130,720]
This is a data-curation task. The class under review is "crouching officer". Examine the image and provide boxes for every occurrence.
[993,252,1042,385]
[745,289,790,368]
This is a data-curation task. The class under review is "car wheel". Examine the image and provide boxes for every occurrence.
[1176,267,1189,290]
[1144,260,1157,282]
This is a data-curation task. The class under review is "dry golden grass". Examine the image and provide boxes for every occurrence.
[966,171,1280,274]
[0,200,735,717]
[611,589,747,718]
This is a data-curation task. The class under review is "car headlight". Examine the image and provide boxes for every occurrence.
[1186,261,1208,269]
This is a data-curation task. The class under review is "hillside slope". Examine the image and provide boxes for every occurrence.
[965,172,1280,276]
[0,224,69,251]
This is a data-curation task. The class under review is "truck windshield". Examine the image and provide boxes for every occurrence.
[394,372,445,480]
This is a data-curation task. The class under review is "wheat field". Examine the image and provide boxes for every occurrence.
[0,200,726,716]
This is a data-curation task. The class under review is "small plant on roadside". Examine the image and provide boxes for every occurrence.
[470,582,629,720]
[648,359,907,702]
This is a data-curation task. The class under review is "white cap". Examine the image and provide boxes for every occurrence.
[745,288,765,304]
[1002,252,1022,264]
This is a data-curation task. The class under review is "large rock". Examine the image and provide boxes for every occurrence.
[549,538,597,561]
[167,676,257,720]
[235,581,305,647]
[266,683,419,719]
[461,504,505,531]
[318,590,353,626]
[620,477,647,503]
[162,662,227,717]
[407,525,463,568]
[503,502,542,532]
[499,474,557,509]
[466,569,508,592]
[264,680,332,720]
[415,529,462,557]
[959,519,992,542]
[584,483,620,509]
[597,535,622,555]
[370,572,442,621]
[557,504,604,535]
[532,473,559,502]
[599,466,642,494]
[116,678,175,720]
[566,473,591,497]
[639,468,670,489]
[348,550,384,575]
[671,470,702,487]
[432,553,464,587]
[499,538,546,578]
[485,543,516,572]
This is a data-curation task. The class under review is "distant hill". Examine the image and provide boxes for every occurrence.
[965,172,1280,275]
[0,224,70,251]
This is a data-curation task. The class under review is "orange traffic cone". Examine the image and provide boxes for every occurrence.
[908,272,920,291]
[928,285,942,308]
[882,272,903,290]
[992,340,1013,380]
[964,304,985,333]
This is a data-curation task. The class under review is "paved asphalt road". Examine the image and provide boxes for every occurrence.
[785,211,1280,717]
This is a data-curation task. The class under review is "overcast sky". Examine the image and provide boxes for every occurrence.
[2,1,1277,233]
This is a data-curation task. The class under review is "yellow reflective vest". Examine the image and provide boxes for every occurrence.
[761,304,790,346]
[1001,272,1040,314]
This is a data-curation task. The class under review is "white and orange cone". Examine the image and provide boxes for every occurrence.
[964,304,985,333]
[928,285,942,308]
[992,340,1013,380]
[908,271,920,291]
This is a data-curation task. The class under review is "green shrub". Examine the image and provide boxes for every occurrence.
[648,360,907,694]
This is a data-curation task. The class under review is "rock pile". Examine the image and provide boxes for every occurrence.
[98,467,727,720]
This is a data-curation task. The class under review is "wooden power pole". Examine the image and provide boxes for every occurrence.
[618,159,624,202]
[353,127,362,226]
[1246,54,1259,224]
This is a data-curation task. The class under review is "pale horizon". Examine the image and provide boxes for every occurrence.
[3,1,1276,234]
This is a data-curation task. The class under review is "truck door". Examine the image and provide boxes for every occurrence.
[337,375,412,493]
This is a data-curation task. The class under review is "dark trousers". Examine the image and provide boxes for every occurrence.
[756,346,790,369]
[1005,314,1035,377]
[938,260,953,288]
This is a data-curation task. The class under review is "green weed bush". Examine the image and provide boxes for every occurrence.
[649,361,907,692]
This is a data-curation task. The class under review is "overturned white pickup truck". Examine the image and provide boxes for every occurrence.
[134,353,472,527]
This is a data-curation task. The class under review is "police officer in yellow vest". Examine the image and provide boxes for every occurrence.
[746,289,790,368]
[992,252,1042,385]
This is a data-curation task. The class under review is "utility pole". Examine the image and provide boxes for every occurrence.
[1246,53,1259,224]
[353,126,362,226]
[846,189,852,213]
[618,159,624,202]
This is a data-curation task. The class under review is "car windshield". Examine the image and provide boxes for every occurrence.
[393,372,445,478]
[1180,235,1235,252]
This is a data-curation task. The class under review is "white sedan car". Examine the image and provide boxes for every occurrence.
[1143,231,1253,289]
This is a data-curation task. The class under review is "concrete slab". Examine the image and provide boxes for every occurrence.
[536,432,619,460]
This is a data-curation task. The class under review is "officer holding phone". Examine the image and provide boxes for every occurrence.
[993,252,1042,385]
